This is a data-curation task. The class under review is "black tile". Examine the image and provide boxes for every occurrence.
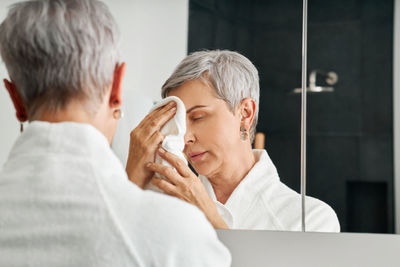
[216,0,237,18]
[308,22,362,85]
[359,135,393,182]
[307,136,359,194]
[347,181,390,233]
[235,25,254,57]
[308,0,361,24]
[252,0,302,28]
[215,18,237,50]
[361,0,394,23]
[306,21,363,134]
[307,92,362,134]
[306,136,359,231]
[258,88,300,134]
[253,28,302,91]
[263,134,300,192]
[360,21,393,134]
[190,0,216,11]
[236,0,255,22]
[188,7,216,51]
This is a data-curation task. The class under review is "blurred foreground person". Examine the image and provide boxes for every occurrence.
[0,1,231,266]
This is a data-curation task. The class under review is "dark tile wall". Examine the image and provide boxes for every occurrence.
[188,0,394,233]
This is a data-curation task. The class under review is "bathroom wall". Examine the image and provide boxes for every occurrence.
[0,1,20,167]
[0,0,189,165]
[188,0,394,233]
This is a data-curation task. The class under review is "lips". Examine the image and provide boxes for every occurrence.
[188,151,207,162]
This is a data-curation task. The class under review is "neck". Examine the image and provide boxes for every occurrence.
[36,102,92,124]
[208,144,256,204]
[34,101,114,144]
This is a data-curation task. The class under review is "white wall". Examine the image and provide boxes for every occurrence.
[0,0,189,165]
[0,0,21,166]
[394,0,400,234]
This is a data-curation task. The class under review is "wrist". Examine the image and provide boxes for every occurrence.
[126,169,147,189]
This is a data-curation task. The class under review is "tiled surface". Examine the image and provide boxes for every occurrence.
[264,134,300,192]
[347,181,389,233]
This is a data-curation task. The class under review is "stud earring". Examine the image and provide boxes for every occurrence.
[240,126,248,141]
[113,109,124,120]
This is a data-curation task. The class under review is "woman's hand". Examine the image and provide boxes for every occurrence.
[126,101,176,189]
[146,147,229,229]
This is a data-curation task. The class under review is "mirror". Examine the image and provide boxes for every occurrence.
[305,0,396,234]
[183,0,397,234]
[111,0,398,233]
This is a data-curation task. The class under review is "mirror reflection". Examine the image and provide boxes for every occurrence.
[306,0,395,234]
[126,50,340,231]
[125,0,395,233]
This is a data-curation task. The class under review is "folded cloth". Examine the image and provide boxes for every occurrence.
[144,96,187,191]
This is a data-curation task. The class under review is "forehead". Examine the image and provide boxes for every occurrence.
[167,79,220,109]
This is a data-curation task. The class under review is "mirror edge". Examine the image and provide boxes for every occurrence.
[394,0,400,234]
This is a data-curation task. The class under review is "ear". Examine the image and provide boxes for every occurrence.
[109,62,126,108]
[239,97,256,130]
[3,79,28,122]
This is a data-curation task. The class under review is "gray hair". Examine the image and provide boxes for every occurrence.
[162,50,260,142]
[0,0,120,118]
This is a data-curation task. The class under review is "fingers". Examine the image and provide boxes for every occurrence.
[151,101,176,118]
[157,147,192,177]
[147,102,177,128]
[151,178,180,198]
[148,130,164,148]
[146,162,183,187]
[126,101,177,189]
[137,101,177,135]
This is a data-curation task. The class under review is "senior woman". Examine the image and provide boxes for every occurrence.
[127,50,340,232]
[0,1,231,266]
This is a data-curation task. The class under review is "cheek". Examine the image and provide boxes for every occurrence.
[198,115,239,148]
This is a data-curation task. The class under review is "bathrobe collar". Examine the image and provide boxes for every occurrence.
[199,149,280,228]
[6,121,112,166]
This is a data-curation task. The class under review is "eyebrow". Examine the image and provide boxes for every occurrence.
[186,105,208,114]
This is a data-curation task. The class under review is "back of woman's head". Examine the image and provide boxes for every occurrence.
[0,0,120,118]
[162,50,260,142]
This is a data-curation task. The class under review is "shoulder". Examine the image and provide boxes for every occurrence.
[99,180,231,267]
[140,190,219,240]
[139,191,232,266]
[303,196,341,232]
[261,181,340,232]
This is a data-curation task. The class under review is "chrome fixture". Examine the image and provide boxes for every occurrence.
[293,70,338,94]
[300,0,308,232]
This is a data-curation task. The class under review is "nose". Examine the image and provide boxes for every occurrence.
[184,127,195,145]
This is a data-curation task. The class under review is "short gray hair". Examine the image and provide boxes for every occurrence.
[0,0,120,118]
[162,50,260,142]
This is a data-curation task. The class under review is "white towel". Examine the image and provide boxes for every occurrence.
[144,96,187,191]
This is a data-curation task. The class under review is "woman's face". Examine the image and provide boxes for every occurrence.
[168,79,243,178]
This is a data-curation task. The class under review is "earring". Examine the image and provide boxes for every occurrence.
[240,126,248,141]
[20,122,24,133]
[113,109,124,120]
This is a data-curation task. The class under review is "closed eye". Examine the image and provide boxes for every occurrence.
[191,116,204,121]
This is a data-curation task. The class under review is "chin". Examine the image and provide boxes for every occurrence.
[192,162,216,178]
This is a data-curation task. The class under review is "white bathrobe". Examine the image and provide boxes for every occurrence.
[199,149,340,232]
[0,121,231,267]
